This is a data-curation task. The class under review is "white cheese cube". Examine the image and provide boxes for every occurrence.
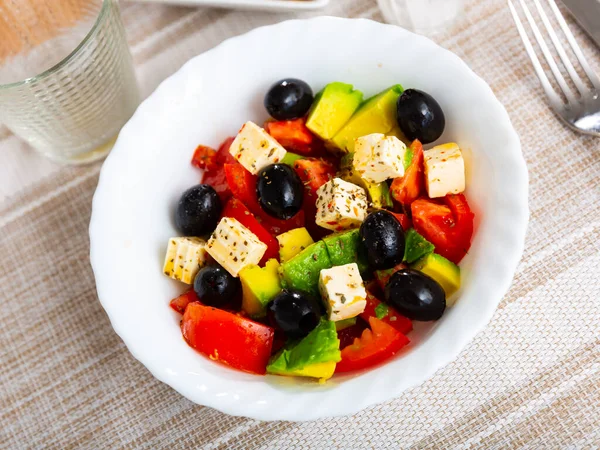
[315,178,368,232]
[163,237,208,284]
[353,133,407,183]
[423,143,466,198]
[319,263,367,322]
[205,217,267,277]
[229,121,287,174]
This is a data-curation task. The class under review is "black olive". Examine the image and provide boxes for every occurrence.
[175,184,221,236]
[396,89,445,144]
[257,164,303,220]
[267,289,322,339]
[193,265,240,307]
[384,269,445,321]
[264,78,314,121]
[359,210,405,270]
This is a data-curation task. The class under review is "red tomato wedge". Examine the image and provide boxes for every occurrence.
[337,318,369,350]
[293,158,336,194]
[216,136,237,165]
[391,212,411,231]
[191,145,218,171]
[360,292,412,335]
[192,145,218,170]
[169,290,201,314]
[335,317,410,373]
[224,163,305,235]
[264,118,322,156]
[411,194,474,264]
[181,303,274,375]
[390,139,424,205]
[260,210,305,236]
[224,163,260,212]
[203,169,231,203]
[200,137,238,202]
[293,158,336,237]
[221,198,279,264]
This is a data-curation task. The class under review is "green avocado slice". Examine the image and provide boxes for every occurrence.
[335,317,357,331]
[403,146,414,171]
[267,319,341,374]
[279,241,332,297]
[403,228,435,264]
[338,167,393,209]
[322,229,369,274]
[411,253,460,302]
[239,259,282,318]
[306,82,363,141]
[339,153,393,209]
[281,151,303,166]
[331,84,404,152]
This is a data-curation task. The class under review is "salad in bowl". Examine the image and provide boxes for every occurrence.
[163,78,474,382]
[90,16,527,420]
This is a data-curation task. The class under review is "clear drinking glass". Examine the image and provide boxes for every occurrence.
[0,0,139,164]
[378,0,465,35]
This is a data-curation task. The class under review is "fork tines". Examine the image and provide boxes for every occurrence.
[509,0,600,136]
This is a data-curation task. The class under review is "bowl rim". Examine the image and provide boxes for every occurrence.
[90,16,529,421]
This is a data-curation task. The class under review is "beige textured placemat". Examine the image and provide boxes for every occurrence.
[1,0,599,448]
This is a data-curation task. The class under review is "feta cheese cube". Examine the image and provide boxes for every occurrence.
[315,178,368,231]
[163,237,208,284]
[353,133,407,183]
[229,121,287,174]
[423,143,466,198]
[319,263,367,321]
[205,217,267,277]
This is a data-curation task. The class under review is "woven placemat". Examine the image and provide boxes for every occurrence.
[1,0,599,448]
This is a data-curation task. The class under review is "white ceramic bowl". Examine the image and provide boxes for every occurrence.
[90,17,528,421]
[135,0,329,12]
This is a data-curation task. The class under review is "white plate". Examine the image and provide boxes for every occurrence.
[131,0,329,12]
[90,17,528,421]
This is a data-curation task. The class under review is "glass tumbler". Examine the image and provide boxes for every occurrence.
[0,0,139,164]
[377,0,465,36]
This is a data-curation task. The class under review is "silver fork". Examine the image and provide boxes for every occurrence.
[508,0,600,137]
